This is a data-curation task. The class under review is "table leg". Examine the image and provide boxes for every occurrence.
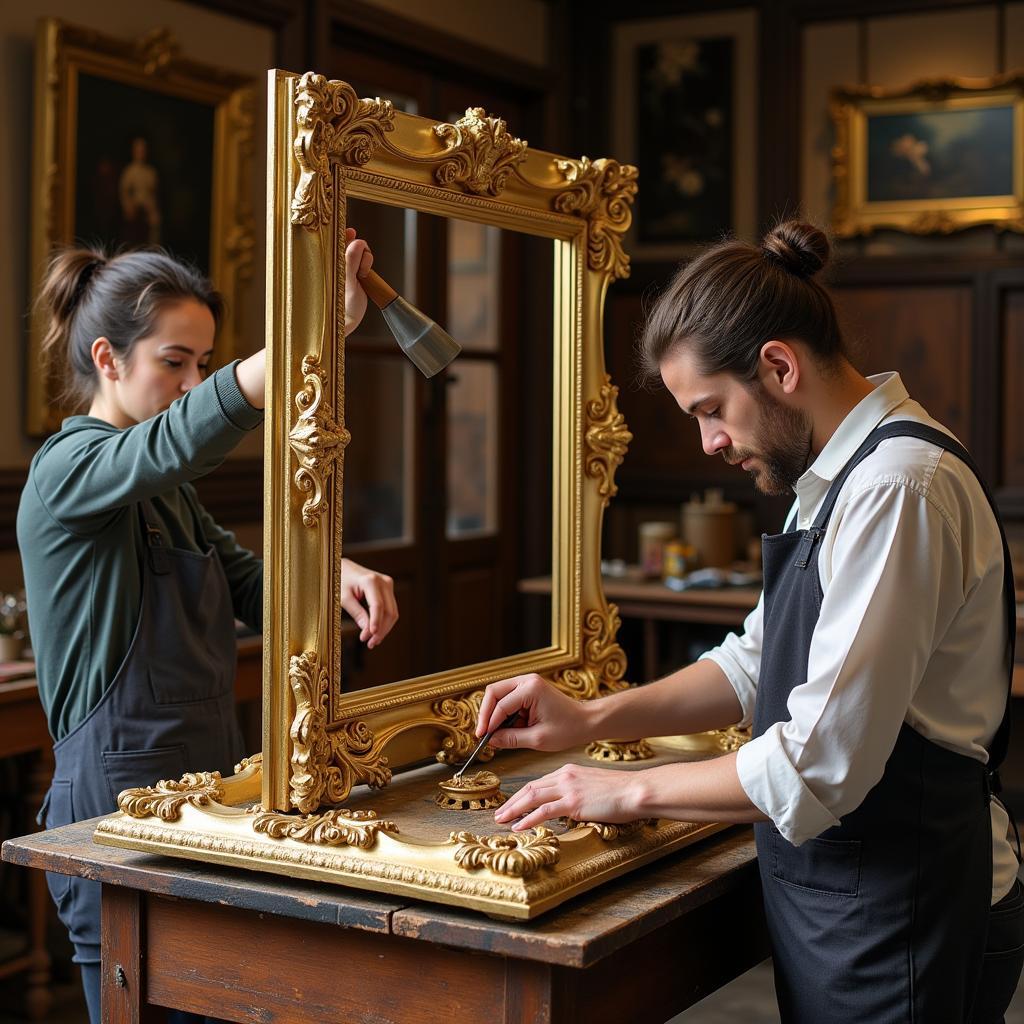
[101,885,160,1024]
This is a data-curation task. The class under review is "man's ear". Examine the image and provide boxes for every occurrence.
[91,337,119,381]
[759,340,800,396]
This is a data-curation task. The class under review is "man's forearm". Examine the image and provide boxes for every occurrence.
[632,752,767,823]
[583,658,744,741]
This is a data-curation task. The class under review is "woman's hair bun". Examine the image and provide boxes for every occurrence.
[761,220,831,279]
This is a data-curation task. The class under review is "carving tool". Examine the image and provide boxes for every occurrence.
[357,268,461,377]
[453,711,521,783]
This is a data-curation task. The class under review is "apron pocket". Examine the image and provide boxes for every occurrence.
[770,830,861,897]
[101,745,188,809]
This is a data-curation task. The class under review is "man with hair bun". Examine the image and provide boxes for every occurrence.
[476,221,1022,1022]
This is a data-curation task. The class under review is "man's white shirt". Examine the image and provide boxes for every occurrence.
[700,371,1018,903]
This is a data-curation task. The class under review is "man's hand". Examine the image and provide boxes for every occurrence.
[340,558,397,648]
[476,673,594,752]
[494,763,645,831]
[344,227,373,336]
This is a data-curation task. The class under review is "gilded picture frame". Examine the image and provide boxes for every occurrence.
[94,70,732,919]
[830,72,1024,237]
[26,18,256,435]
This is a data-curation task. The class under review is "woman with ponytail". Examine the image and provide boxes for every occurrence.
[19,234,397,1024]
[476,221,1023,1022]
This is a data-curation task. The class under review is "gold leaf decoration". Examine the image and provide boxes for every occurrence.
[552,605,629,698]
[134,27,179,76]
[554,157,638,280]
[585,377,632,504]
[585,738,654,762]
[233,752,263,774]
[563,818,657,841]
[291,73,395,229]
[117,772,225,821]
[433,690,495,766]
[451,827,560,877]
[433,107,528,196]
[713,726,751,753]
[288,354,350,528]
[252,808,399,849]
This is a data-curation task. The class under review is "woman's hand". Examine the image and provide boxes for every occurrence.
[340,558,398,648]
[494,763,646,831]
[344,228,373,336]
[476,673,595,752]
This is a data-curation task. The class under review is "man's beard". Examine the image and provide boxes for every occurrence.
[723,385,812,496]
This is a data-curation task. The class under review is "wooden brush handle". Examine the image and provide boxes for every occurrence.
[358,268,397,309]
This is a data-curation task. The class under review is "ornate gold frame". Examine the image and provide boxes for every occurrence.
[831,73,1024,237]
[27,18,256,434]
[95,70,730,918]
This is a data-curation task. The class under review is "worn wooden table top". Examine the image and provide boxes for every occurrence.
[3,818,758,968]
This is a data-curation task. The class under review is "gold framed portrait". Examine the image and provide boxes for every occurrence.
[94,69,731,919]
[830,72,1024,237]
[27,18,256,435]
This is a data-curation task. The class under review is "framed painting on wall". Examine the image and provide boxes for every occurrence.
[612,10,759,262]
[830,73,1024,237]
[27,18,257,435]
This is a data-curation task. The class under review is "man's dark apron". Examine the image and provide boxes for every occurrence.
[754,422,1015,1023]
[39,499,245,964]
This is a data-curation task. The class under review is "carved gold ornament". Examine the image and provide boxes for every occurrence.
[564,819,657,841]
[552,605,629,698]
[252,808,399,848]
[117,772,225,821]
[585,378,632,504]
[585,739,654,762]
[433,107,528,196]
[713,726,751,753]
[451,827,560,877]
[287,355,350,529]
[133,27,179,76]
[436,771,507,811]
[291,73,395,229]
[554,157,638,279]
[433,690,495,766]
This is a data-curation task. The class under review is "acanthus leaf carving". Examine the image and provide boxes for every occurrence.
[433,690,495,766]
[433,107,528,196]
[288,354,350,528]
[252,808,398,849]
[554,157,638,280]
[585,377,632,505]
[563,819,657,841]
[117,772,225,821]
[291,73,395,230]
[451,827,560,877]
[552,605,629,698]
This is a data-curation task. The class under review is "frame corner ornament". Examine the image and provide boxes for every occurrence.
[554,156,638,280]
[117,771,225,821]
[450,827,560,877]
[433,107,528,196]
[552,604,630,699]
[133,26,180,76]
[585,376,632,504]
[288,354,351,528]
[291,72,395,230]
[433,690,495,766]
[585,738,654,762]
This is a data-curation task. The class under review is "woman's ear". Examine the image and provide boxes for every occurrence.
[758,339,800,396]
[91,337,119,381]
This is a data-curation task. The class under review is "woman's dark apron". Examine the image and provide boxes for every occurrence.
[39,499,245,965]
[754,422,1015,1023]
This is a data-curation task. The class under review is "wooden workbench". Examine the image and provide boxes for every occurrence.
[2,819,767,1023]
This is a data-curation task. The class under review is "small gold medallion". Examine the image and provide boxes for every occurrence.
[435,770,506,811]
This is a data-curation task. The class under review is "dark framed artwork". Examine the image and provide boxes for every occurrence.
[613,10,759,261]
[831,74,1024,237]
[28,19,256,434]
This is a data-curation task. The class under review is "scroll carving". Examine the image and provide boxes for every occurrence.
[253,808,399,849]
[585,739,654,762]
[288,354,350,528]
[585,377,632,504]
[451,827,560,877]
[565,819,657,841]
[434,107,528,196]
[291,72,395,229]
[117,772,225,821]
[433,690,494,766]
[554,157,638,280]
[552,605,629,698]
[289,652,392,813]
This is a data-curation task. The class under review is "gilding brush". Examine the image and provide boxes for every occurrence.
[358,269,462,378]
